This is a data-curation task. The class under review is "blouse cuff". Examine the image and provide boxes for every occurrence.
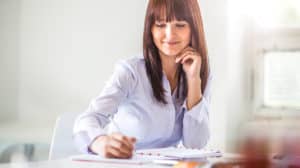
[182,97,209,123]
[73,128,106,154]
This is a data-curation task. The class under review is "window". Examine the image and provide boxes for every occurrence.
[253,28,300,117]
[244,0,300,117]
[263,50,300,109]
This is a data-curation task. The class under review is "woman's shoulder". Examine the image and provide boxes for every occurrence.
[120,55,144,65]
[116,55,145,73]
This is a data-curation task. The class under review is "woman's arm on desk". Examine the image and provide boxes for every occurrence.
[73,61,137,157]
[181,73,212,149]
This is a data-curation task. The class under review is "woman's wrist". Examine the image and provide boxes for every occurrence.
[186,76,202,110]
[89,135,107,154]
[186,94,202,110]
[187,75,201,84]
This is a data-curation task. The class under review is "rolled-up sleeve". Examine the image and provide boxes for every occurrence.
[181,73,212,149]
[73,60,137,153]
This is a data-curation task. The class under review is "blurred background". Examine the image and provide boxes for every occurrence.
[0,0,299,163]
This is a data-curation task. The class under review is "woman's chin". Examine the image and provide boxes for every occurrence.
[161,51,181,57]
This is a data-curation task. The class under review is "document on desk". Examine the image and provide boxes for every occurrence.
[71,154,152,165]
[136,147,222,159]
[71,147,221,165]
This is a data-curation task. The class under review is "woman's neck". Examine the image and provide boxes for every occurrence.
[160,52,178,92]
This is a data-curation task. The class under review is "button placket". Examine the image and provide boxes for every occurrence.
[162,75,176,139]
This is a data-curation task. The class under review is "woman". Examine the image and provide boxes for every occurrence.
[73,0,211,159]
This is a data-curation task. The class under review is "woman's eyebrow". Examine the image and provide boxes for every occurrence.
[155,16,167,21]
[176,20,187,23]
[154,20,166,24]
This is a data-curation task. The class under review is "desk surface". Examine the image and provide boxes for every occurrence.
[0,159,172,168]
[0,154,245,168]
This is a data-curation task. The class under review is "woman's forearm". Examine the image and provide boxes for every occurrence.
[186,77,202,110]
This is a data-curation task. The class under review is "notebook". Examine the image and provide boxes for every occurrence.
[70,147,221,164]
[71,154,151,165]
[136,147,222,159]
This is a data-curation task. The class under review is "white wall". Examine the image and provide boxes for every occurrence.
[1,0,229,151]
[200,0,228,151]
[0,0,20,122]
[17,0,147,125]
[226,0,258,151]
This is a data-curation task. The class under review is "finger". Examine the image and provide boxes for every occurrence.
[178,46,195,55]
[112,134,134,153]
[175,54,185,63]
[176,47,191,59]
[124,136,136,145]
[185,46,196,53]
[128,137,137,150]
[181,50,201,61]
[175,51,190,63]
[108,140,134,158]
[103,151,114,158]
[107,145,131,158]
[176,51,196,63]
[129,137,137,143]
[111,133,134,150]
[126,136,136,151]
[176,47,193,57]
[113,135,134,151]
[110,138,133,155]
[177,47,197,59]
[181,55,198,64]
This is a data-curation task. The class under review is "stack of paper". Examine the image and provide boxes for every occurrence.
[71,154,151,165]
[136,147,222,159]
[71,147,221,165]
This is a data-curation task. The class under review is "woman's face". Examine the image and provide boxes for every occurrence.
[151,19,191,58]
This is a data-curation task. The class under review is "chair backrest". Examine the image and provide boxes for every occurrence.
[49,112,81,160]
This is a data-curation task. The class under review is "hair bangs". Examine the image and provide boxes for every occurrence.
[150,0,191,22]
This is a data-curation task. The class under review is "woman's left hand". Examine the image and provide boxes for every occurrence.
[175,47,202,79]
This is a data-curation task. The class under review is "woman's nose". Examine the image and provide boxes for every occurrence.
[165,24,175,39]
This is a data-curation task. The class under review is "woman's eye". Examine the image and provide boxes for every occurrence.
[176,23,186,28]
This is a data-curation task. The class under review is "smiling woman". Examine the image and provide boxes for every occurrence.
[151,20,191,59]
[143,0,209,105]
[73,0,212,159]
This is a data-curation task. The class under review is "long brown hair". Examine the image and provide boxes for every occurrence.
[143,0,209,104]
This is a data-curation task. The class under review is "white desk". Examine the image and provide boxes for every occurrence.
[0,159,171,168]
[0,154,246,168]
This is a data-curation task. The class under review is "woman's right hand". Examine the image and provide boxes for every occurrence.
[89,133,136,158]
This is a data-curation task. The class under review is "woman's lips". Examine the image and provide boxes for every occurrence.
[165,41,180,45]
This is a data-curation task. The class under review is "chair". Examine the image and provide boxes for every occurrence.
[49,112,81,160]
[0,143,34,162]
